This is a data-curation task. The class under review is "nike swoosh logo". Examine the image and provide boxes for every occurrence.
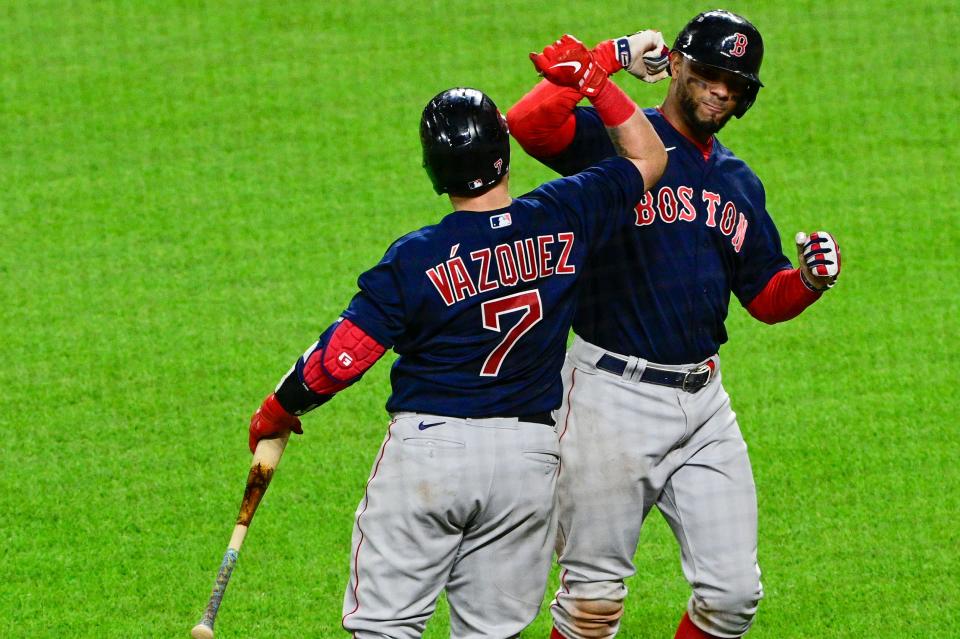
[550,61,582,73]
[665,146,677,152]
[418,421,446,430]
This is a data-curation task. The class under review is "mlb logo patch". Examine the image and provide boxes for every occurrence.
[490,212,512,229]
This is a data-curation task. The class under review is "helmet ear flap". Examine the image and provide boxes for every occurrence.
[734,83,760,118]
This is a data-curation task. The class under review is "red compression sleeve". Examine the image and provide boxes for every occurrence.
[302,319,386,395]
[746,268,822,324]
[589,81,637,127]
[506,79,582,158]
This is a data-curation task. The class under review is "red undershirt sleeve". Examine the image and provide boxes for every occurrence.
[506,79,582,158]
[746,268,822,324]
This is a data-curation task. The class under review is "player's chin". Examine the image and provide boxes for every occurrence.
[695,106,733,133]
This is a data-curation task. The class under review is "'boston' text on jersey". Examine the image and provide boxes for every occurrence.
[634,186,749,253]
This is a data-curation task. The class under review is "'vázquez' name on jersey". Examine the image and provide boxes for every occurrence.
[426,233,576,306]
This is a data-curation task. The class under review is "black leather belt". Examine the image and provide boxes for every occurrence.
[596,354,713,393]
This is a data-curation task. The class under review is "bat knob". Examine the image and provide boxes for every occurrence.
[191,622,215,639]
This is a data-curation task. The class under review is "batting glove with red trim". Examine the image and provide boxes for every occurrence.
[249,393,303,454]
[530,34,609,97]
[796,231,841,291]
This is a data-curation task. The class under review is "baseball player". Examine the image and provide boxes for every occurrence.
[507,10,843,639]
[247,34,669,639]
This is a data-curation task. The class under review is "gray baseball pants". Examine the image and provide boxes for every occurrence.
[550,337,763,638]
[342,412,560,638]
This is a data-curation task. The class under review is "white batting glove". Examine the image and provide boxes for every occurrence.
[614,30,670,83]
[795,231,842,291]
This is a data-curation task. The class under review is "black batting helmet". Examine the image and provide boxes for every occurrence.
[673,9,764,117]
[420,88,510,196]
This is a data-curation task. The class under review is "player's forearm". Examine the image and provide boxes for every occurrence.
[506,79,581,157]
[590,83,667,191]
[746,268,821,324]
[274,318,387,415]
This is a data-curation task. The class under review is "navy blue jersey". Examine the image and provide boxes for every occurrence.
[340,157,643,417]
[542,107,790,364]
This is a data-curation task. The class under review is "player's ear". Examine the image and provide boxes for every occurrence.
[669,51,684,78]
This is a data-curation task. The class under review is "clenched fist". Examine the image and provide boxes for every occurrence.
[249,393,303,453]
[530,34,609,97]
[612,30,671,82]
[795,231,841,291]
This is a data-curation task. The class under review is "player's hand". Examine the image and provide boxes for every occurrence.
[530,34,609,97]
[249,393,303,453]
[795,231,841,291]
[604,30,670,82]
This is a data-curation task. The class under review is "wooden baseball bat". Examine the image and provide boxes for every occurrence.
[191,431,291,639]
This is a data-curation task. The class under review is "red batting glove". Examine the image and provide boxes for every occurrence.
[530,34,609,97]
[249,393,303,454]
[591,39,623,75]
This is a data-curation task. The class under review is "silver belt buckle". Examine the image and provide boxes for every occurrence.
[681,364,712,393]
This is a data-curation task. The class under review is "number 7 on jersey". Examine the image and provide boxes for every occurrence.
[479,289,543,377]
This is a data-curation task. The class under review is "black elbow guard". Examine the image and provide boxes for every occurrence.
[274,363,333,416]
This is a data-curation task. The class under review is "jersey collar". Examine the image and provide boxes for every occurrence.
[657,107,714,161]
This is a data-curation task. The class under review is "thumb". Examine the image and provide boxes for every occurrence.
[291,421,304,435]
[644,44,670,65]
[530,51,546,73]
[795,231,808,263]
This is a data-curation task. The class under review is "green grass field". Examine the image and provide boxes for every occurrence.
[2,1,958,637]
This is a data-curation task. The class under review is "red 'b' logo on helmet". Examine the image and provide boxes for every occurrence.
[729,33,748,57]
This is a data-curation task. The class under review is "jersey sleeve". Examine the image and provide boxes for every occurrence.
[272,241,411,415]
[732,181,793,306]
[540,107,618,177]
[528,156,644,246]
[339,241,411,347]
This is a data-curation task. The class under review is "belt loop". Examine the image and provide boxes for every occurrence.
[634,356,648,383]
[626,356,647,383]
